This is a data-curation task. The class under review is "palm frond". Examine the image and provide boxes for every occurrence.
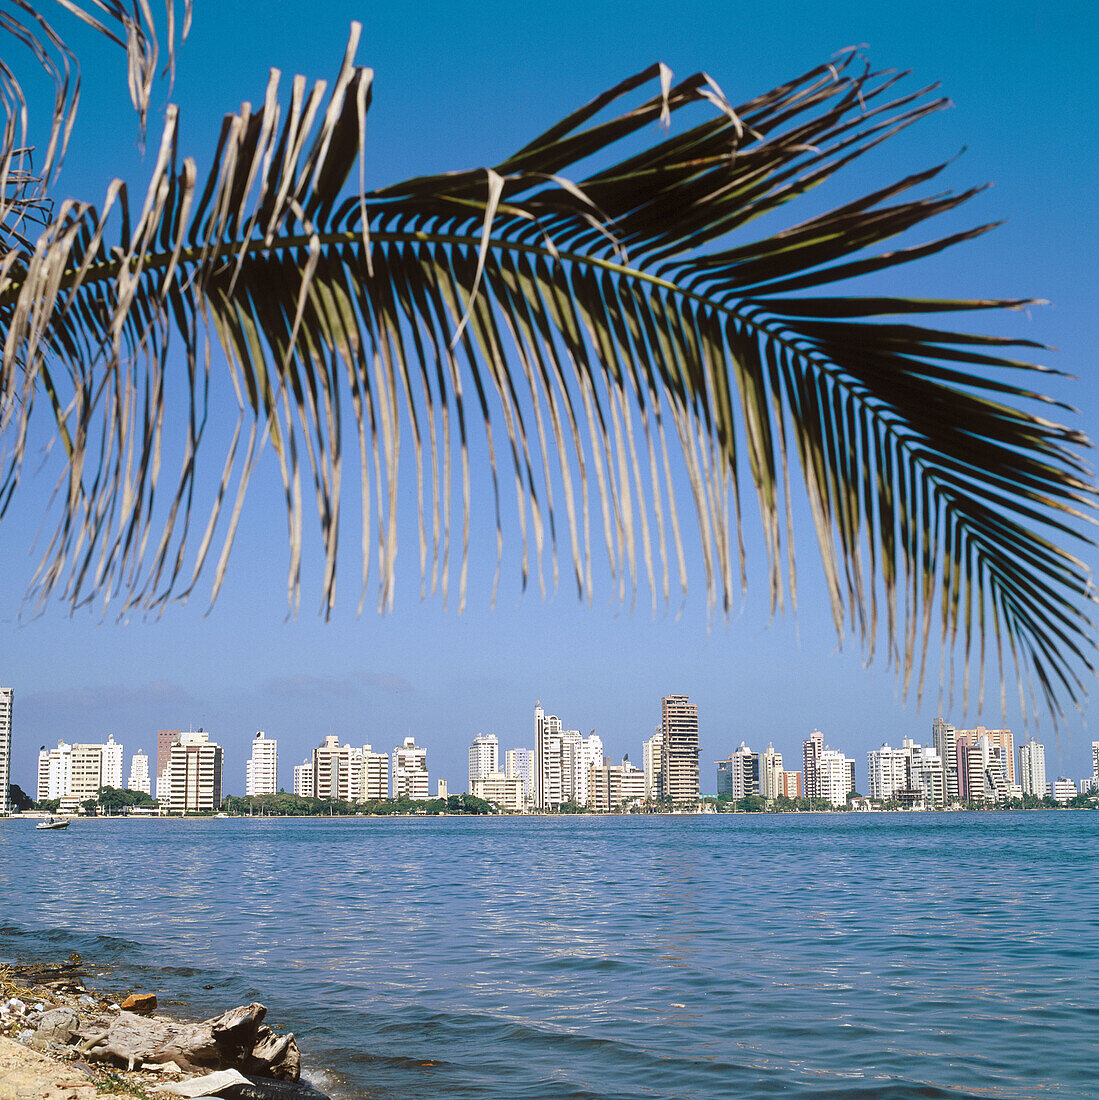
[0,27,1093,722]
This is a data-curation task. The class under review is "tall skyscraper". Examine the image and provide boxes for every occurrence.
[128,751,151,795]
[246,731,278,796]
[468,733,499,791]
[932,717,957,803]
[1091,741,1098,783]
[505,747,535,807]
[311,735,363,802]
[535,704,564,810]
[802,729,824,800]
[817,748,855,807]
[760,743,784,801]
[165,730,223,813]
[393,736,429,800]
[362,745,390,800]
[715,742,759,800]
[958,726,1015,784]
[1018,739,1047,798]
[642,731,663,800]
[0,687,12,816]
[156,729,182,800]
[660,695,699,805]
[867,744,908,801]
[102,735,124,790]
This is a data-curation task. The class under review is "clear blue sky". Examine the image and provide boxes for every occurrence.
[3,0,1096,795]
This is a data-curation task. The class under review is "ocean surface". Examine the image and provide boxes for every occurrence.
[2,812,1097,1099]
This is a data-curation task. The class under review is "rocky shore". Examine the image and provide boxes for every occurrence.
[0,957,330,1100]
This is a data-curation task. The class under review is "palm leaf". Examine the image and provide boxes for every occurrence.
[0,25,1093,723]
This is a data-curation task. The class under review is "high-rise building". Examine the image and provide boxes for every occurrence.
[102,735,124,790]
[0,688,13,816]
[588,757,646,813]
[362,745,389,800]
[958,726,1015,784]
[563,731,603,807]
[165,730,223,813]
[1092,741,1099,783]
[780,770,803,799]
[535,704,564,810]
[905,741,945,807]
[817,748,855,807]
[867,743,909,802]
[715,742,759,800]
[310,736,363,802]
[393,736,429,800]
[803,729,824,800]
[660,695,699,805]
[156,729,182,800]
[642,731,663,800]
[1018,739,1047,798]
[760,743,784,801]
[39,736,126,812]
[956,734,1009,805]
[293,760,314,798]
[468,733,499,791]
[505,748,535,808]
[246,731,278,796]
[471,771,522,811]
[932,718,958,803]
[128,751,151,795]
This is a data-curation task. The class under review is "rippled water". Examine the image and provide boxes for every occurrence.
[2,813,1097,1098]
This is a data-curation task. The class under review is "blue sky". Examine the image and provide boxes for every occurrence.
[2,0,1096,795]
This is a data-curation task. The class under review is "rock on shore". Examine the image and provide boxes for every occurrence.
[0,959,329,1100]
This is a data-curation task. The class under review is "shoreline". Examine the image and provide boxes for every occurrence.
[0,957,332,1100]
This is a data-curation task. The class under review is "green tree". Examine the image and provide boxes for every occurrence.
[0,4,1092,719]
[8,783,34,812]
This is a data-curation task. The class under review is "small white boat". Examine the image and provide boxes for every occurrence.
[35,817,69,830]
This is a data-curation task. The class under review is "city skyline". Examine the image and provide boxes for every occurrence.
[0,0,1094,819]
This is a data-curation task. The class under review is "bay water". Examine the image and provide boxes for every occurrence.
[2,812,1097,1098]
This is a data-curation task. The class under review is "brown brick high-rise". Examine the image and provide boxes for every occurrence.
[660,695,699,805]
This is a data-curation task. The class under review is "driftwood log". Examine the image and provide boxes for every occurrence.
[78,1001,301,1080]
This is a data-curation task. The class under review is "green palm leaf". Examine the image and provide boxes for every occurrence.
[0,22,1093,721]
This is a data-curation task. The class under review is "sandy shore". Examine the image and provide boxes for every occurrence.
[0,1034,136,1099]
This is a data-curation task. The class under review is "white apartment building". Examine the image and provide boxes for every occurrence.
[588,757,646,813]
[468,733,499,791]
[817,748,855,807]
[293,760,314,798]
[803,729,824,800]
[642,732,663,800]
[1092,741,1099,782]
[1051,777,1077,804]
[868,743,909,802]
[471,771,522,812]
[38,736,127,812]
[362,745,389,800]
[128,751,151,795]
[393,736,429,800]
[0,688,11,816]
[563,731,603,807]
[311,735,363,802]
[535,704,564,810]
[505,747,535,808]
[932,717,958,804]
[1018,739,1047,798]
[102,735,124,790]
[716,743,759,800]
[245,731,278,796]
[165,730,223,813]
[760,743,784,801]
[906,741,945,807]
